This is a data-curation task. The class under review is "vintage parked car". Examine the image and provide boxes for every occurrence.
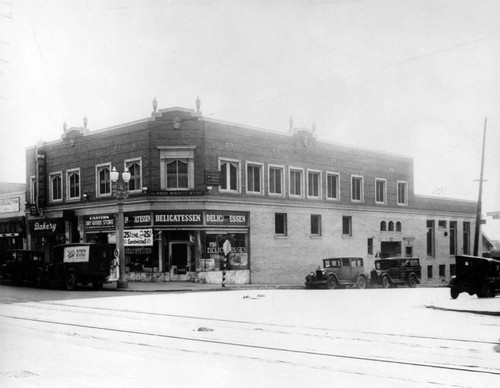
[39,243,118,290]
[370,257,421,288]
[305,257,369,289]
[0,250,45,286]
[448,255,500,299]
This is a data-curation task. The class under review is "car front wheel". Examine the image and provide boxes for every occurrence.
[408,275,417,288]
[357,275,367,289]
[326,276,338,289]
[382,276,391,289]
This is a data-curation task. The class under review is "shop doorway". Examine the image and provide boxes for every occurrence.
[169,242,190,275]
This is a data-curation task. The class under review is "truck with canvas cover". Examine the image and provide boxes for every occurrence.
[40,243,118,290]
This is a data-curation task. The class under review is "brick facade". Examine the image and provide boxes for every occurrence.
[25,105,477,285]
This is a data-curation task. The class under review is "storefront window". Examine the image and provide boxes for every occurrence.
[201,233,248,271]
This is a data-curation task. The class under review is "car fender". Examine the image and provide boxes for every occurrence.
[448,276,457,287]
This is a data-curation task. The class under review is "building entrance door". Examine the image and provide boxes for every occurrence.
[381,241,402,258]
[169,242,190,275]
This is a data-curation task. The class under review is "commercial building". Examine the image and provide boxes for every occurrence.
[25,99,477,285]
[0,182,27,262]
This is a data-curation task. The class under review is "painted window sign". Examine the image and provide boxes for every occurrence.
[124,229,153,246]
[63,246,90,263]
[29,219,64,235]
[154,211,203,225]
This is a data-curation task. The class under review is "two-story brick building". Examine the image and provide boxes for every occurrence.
[25,99,477,285]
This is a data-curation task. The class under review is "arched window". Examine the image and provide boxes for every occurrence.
[388,221,394,232]
[396,221,402,232]
[380,221,387,232]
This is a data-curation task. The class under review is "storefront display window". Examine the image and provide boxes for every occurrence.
[201,232,248,271]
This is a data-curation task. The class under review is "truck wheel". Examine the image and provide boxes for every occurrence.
[65,273,77,291]
[450,288,459,299]
[35,271,44,288]
[92,282,104,291]
[408,275,417,288]
[357,275,367,289]
[326,276,338,289]
[382,276,391,289]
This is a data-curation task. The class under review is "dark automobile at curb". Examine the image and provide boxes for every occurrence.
[370,257,421,288]
[305,257,369,289]
[0,250,45,286]
[448,255,500,299]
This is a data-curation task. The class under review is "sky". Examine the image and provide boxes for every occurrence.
[1,0,499,238]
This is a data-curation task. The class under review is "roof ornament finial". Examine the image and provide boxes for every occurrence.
[83,115,88,129]
[196,96,201,112]
[153,97,158,112]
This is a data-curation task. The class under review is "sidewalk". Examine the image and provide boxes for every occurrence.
[105,280,304,293]
[108,281,500,316]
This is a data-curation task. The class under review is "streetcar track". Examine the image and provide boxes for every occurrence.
[1,312,499,378]
[26,300,500,347]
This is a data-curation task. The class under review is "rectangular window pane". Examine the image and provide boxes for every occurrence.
[275,213,287,235]
[427,220,435,257]
[230,163,237,190]
[342,216,352,236]
[290,170,301,196]
[398,182,407,204]
[450,221,457,255]
[270,168,282,194]
[311,214,321,235]
[376,180,385,203]
[352,177,362,201]
[247,165,261,193]
[463,222,470,255]
[308,172,319,197]
[327,174,338,199]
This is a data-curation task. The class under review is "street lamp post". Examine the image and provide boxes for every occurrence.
[110,166,131,289]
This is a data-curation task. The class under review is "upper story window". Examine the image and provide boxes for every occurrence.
[396,221,402,232]
[246,162,263,194]
[50,172,63,202]
[269,165,284,196]
[375,178,386,204]
[351,175,364,202]
[307,170,321,199]
[397,181,408,206]
[67,168,80,200]
[30,176,36,204]
[159,146,196,191]
[289,168,303,197]
[96,163,111,197]
[326,172,339,200]
[125,158,142,192]
[380,221,387,231]
[220,158,240,193]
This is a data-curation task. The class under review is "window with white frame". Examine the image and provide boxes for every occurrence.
[159,146,196,191]
[50,172,63,202]
[67,168,80,200]
[96,163,111,197]
[326,172,339,200]
[269,165,284,195]
[246,162,263,194]
[351,175,363,202]
[289,168,303,197]
[307,170,321,198]
[375,178,386,204]
[220,159,240,193]
[397,181,408,205]
[125,158,142,192]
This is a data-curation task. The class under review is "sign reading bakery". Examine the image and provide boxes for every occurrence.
[29,219,64,235]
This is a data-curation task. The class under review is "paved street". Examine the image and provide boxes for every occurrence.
[0,284,499,387]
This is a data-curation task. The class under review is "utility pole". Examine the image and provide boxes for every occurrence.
[473,118,487,256]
